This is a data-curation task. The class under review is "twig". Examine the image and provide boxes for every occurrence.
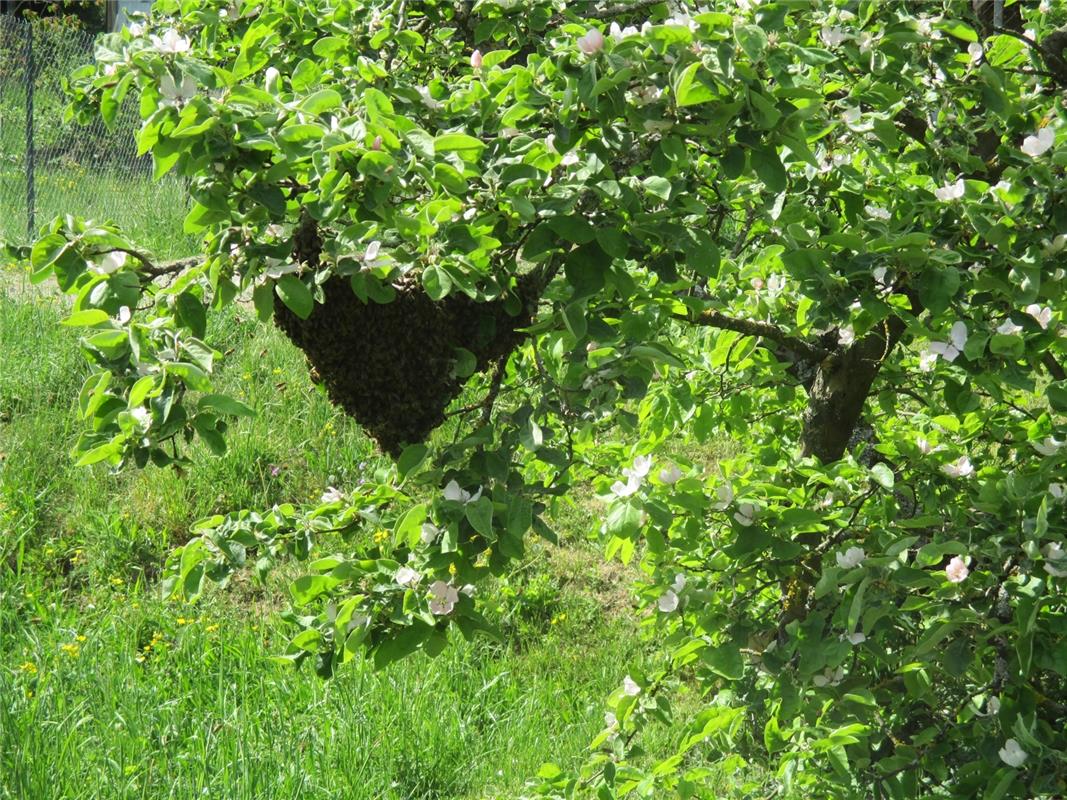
[676,309,831,363]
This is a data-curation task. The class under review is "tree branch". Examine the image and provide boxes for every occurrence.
[676,309,831,362]
[586,0,663,20]
[1043,352,1067,382]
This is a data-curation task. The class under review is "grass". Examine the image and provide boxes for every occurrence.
[0,165,194,256]
[0,283,665,799]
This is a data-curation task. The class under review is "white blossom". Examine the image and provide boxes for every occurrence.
[813,666,845,687]
[945,555,969,583]
[420,522,441,545]
[150,29,191,54]
[613,455,652,497]
[160,72,196,104]
[429,580,460,614]
[942,456,974,478]
[622,675,641,696]
[836,547,866,569]
[1032,437,1063,457]
[926,321,968,365]
[997,319,1023,336]
[671,574,686,593]
[321,486,344,503]
[934,179,966,202]
[714,483,734,510]
[986,695,1001,715]
[1021,127,1055,158]
[629,455,653,478]
[630,84,663,106]
[999,739,1028,768]
[916,436,937,455]
[734,503,757,526]
[657,589,679,612]
[1025,304,1053,330]
[417,86,443,110]
[658,464,683,484]
[443,480,482,504]
[1049,483,1066,500]
[840,632,866,645]
[127,21,145,36]
[604,711,618,728]
[91,251,127,275]
[820,26,849,47]
[611,475,641,498]
[967,42,983,64]
[117,305,132,325]
[609,21,639,41]
[395,566,420,587]
[865,205,891,221]
[577,27,605,55]
[838,325,855,347]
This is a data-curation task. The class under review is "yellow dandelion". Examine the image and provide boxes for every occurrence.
[76,635,87,643]
[448,563,457,576]
[373,530,389,543]
[60,643,80,658]
[205,624,219,633]
[18,661,37,675]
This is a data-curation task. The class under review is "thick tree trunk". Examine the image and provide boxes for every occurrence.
[800,319,905,462]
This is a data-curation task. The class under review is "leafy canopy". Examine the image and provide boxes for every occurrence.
[13,0,1067,796]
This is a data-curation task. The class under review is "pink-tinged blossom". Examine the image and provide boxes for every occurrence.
[622,675,641,695]
[395,566,420,587]
[945,555,969,583]
[577,27,605,55]
[429,580,459,614]
[997,319,1023,336]
[470,49,483,68]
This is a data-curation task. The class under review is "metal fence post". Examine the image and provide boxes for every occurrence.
[25,19,36,240]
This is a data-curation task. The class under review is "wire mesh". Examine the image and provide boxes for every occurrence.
[0,14,188,247]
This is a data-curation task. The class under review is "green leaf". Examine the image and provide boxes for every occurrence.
[674,62,716,107]
[702,642,744,680]
[433,133,485,159]
[643,176,672,201]
[275,275,314,319]
[198,394,254,418]
[422,265,452,300]
[62,309,110,327]
[300,89,343,115]
[465,496,494,538]
[870,463,894,490]
[397,444,429,480]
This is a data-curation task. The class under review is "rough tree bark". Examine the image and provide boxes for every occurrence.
[799,317,906,463]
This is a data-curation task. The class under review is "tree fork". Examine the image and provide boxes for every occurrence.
[800,317,906,463]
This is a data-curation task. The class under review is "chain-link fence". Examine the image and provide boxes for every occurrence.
[0,14,188,248]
